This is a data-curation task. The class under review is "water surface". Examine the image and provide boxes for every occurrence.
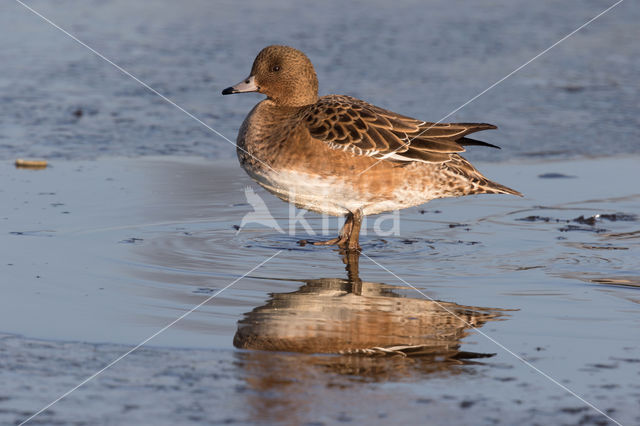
[1,156,639,425]
[1,0,639,423]
[1,0,639,161]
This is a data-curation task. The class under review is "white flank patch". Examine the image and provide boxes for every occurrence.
[245,168,440,216]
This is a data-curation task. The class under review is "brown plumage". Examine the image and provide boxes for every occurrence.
[304,95,499,163]
[223,45,521,250]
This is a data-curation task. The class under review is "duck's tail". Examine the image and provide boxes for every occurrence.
[444,154,523,198]
[480,179,523,197]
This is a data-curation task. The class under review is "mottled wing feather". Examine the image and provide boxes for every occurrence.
[303,95,498,164]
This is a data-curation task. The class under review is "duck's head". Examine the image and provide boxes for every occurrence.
[222,45,319,107]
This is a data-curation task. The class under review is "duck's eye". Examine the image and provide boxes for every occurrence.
[272,65,281,72]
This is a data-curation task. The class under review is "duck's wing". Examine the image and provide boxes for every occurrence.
[301,95,499,164]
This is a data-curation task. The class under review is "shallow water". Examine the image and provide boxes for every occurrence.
[2,0,640,424]
[1,156,639,425]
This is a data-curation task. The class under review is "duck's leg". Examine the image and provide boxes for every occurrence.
[344,209,363,251]
[299,210,363,249]
[307,213,353,246]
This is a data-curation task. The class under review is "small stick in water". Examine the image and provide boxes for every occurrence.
[15,159,48,169]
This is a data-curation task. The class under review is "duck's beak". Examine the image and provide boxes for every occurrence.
[222,75,258,95]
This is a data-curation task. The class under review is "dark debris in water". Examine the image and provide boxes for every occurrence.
[459,400,475,409]
[9,230,54,237]
[560,407,589,414]
[518,213,636,232]
[558,225,608,234]
[538,172,576,179]
[517,215,569,223]
[515,265,545,271]
[580,244,628,251]
[578,243,629,250]
[193,287,219,295]
[590,277,640,288]
[588,363,618,370]
[604,230,640,240]
[401,238,420,245]
[119,237,144,244]
[449,223,470,230]
[522,150,572,158]
[612,357,640,364]
[573,213,637,225]
[68,105,98,119]
[561,85,586,93]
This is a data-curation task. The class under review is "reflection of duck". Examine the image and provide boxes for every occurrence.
[233,252,509,424]
[234,251,504,361]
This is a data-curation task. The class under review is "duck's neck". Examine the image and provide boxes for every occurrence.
[271,71,319,107]
[270,92,318,107]
[259,99,306,118]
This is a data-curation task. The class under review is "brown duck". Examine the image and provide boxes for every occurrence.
[223,45,521,251]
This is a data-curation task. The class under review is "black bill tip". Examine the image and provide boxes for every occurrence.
[221,87,236,95]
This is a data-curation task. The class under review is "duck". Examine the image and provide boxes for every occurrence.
[222,45,521,251]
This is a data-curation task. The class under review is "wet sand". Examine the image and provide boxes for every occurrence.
[1,156,639,425]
